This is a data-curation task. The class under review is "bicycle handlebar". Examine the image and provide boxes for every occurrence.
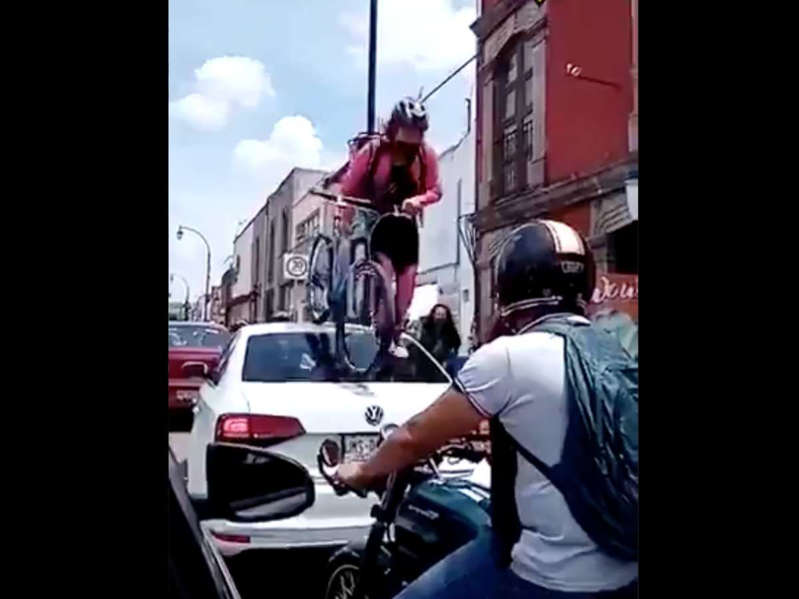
[309,188,380,214]
[309,187,422,224]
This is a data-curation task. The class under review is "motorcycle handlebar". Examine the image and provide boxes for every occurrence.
[316,451,368,498]
[316,441,486,498]
[436,444,486,465]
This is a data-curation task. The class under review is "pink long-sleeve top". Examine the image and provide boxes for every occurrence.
[339,138,442,214]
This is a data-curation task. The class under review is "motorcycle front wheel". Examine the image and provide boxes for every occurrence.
[324,549,361,599]
[324,543,397,599]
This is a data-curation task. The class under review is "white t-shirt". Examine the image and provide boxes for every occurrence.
[456,314,638,592]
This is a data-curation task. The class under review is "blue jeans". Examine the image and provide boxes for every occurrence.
[394,532,637,599]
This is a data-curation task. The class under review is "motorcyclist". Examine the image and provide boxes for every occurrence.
[335,220,638,598]
[339,97,442,358]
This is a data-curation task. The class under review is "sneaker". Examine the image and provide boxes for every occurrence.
[388,341,409,359]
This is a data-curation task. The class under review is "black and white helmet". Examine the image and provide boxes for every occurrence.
[390,97,429,132]
[495,220,595,318]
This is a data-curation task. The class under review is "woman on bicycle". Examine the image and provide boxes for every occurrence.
[339,97,442,357]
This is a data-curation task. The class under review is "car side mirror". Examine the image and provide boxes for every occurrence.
[181,362,209,378]
[206,443,314,523]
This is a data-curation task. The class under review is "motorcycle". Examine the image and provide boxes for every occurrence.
[317,425,491,599]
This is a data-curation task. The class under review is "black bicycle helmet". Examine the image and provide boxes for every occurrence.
[390,97,429,133]
[495,220,595,317]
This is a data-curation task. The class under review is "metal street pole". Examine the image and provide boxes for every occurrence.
[177,225,212,321]
[367,0,378,133]
[205,251,211,322]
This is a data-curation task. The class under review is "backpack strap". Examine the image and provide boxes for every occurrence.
[502,429,555,480]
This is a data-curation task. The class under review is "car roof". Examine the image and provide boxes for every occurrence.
[237,322,368,336]
[169,321,226,329]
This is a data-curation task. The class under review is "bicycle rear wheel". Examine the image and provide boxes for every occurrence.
[307,234,333,324]
[336,260,394,376]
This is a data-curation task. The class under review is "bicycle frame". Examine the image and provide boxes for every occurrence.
[320,191,378,324]
[307,189,398,375]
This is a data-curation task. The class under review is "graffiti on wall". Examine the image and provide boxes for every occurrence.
[588,273,638,360]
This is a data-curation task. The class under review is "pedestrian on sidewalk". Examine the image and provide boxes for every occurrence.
[420,304,461,367]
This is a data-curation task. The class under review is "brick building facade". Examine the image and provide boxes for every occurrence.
[471,0,638,342]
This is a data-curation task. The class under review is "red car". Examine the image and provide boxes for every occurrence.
[168,322,230,429]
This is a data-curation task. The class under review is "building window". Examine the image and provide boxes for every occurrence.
[253,237,260,286]
[268,220,275,282]
[493,35,538,200]
[265,288,274,318]
[309,210,320,237]
[281,209,290,254]
[523,114,534,160]
[507,52,518,83]
[505,89,516,120]
[280,283,292,311]
[295,210,321,245]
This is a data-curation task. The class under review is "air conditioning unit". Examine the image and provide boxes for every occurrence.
[283,253,309,281]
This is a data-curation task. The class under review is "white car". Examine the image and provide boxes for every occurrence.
[187,322,472,556]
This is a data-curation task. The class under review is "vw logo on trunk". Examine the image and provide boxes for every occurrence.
[364,405,384,426]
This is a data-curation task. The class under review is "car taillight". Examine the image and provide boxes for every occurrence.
[210,531,250,544]
[215,414,305,445]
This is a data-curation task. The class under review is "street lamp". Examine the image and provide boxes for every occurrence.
[170,273,191,321]
[177,225,212,321]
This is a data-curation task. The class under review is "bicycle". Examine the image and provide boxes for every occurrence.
[306,188,410,375]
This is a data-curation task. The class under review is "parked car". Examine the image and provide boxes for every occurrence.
[169,322,230,429]
[168,442,314,599]
[186,322,473,557]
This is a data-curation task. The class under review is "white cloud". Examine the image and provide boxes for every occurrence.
[170,56,275,131]
[233,115,325,180]
[169,93,230,131]
[195,56,275,108]
[339,0,476,72]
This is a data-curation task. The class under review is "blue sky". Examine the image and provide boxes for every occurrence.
[168,0,478,305]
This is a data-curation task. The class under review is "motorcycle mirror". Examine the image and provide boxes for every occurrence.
[205,443,315,523]
[320,439,341,468]
[379,423,399,443]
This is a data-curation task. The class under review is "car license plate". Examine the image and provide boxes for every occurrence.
[176,389,199,403]
[343,434,379,463]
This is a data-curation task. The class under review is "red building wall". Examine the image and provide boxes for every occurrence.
[481,0,505,12]
[546,0,633,182]
[550,202,591,237]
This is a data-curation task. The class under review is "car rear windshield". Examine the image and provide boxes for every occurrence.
[242,331,449,384]
[168,325,230,349]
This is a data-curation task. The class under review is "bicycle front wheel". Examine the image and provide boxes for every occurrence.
[307,234,333,324]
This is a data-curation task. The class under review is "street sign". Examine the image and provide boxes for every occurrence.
[283,254,309,280]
